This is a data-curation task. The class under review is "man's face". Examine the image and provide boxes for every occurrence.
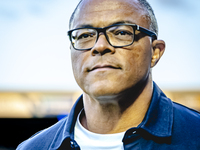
[70,0,153,99]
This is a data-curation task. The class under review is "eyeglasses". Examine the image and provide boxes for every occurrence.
[67,23,157,51]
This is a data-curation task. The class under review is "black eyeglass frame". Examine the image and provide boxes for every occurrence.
[67,23,157,51]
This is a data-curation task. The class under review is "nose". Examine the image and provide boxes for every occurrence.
[91,33,115,56]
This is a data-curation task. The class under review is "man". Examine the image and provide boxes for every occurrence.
[17,0,200,149]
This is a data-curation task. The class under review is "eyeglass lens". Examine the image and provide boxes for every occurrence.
[71,25,135,50]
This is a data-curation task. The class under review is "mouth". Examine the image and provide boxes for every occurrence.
[89,64,121,72]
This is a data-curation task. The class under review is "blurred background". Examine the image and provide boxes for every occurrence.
[0,0,200,149]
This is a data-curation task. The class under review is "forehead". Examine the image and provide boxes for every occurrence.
[72,0,149,29]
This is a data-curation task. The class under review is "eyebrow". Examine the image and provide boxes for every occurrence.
[110,21,136,26]
[76,24,94,28]
[75,20,137,29]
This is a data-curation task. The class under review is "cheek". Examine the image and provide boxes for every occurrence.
[122,44,152,78]
[71,51,79,73]
[71,51,84,81]
[133,40,152,67]
[71,50,91,89]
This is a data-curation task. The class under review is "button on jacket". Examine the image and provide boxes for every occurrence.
[17,82,200,150]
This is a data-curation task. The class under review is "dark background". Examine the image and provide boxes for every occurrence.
[0,118,58,150]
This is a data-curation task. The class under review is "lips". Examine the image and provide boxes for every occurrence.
[89,64,121,72]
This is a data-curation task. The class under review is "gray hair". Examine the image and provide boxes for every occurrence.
[138,0,158,35]
[69,0,158,35]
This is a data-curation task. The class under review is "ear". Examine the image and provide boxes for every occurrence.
[151,40,165,68]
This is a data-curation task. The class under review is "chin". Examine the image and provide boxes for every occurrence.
[93,95,121,104]
[84,83,127,101]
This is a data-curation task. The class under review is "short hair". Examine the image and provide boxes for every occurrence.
[69,0,158,35]
[137,0,158,35]
[69,0,83,29]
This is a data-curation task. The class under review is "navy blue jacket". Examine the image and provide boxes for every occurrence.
[17,83,200,150]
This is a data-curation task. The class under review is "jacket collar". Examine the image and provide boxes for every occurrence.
[52,96,84,149]
[65,96,84,139]
[139,82,173,137]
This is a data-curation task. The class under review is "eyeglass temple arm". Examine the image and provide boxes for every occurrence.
[137,25,157,40]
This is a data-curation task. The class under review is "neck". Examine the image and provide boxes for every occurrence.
[81,78,153,134]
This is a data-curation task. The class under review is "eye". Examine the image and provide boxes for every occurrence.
[115,30,133,36]
[77,33,95,40]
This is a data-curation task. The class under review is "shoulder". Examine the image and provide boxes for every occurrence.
[172,101,200,122]
[171,101,200,141]
[16,116,69,150]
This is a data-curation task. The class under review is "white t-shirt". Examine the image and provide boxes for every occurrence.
[74,110,125,150]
